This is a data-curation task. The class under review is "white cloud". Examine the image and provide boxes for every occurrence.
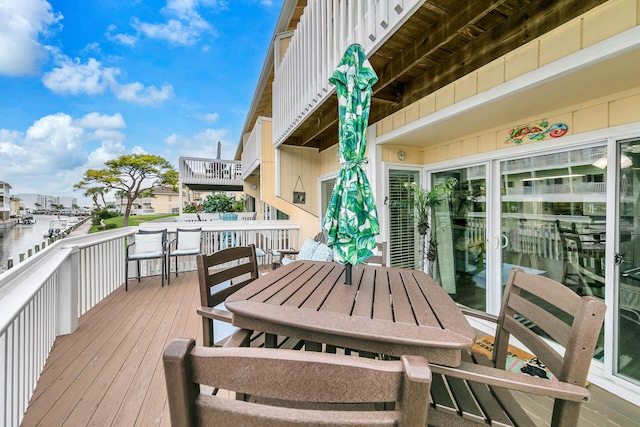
[163,127,232,161]
[201,112,219,123]
[42,53,114,95]
[116,0,226,47]
[0,113,132,202]
[73,112,126,129]
[105,24,137,46]
[42,52,174,105]
[112,81,174,106]
[0,0,62,75]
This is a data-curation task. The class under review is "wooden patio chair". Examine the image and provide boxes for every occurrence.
[124,229,168,291]
[556,220,605,298]
[163,338,431,427]
[196,244,304,350]
[167,227,202,285]
[271,231,326,269]
[196,245,260,347]
[428,267,606,426]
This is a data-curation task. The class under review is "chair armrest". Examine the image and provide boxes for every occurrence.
[457,304,499,323]
[270,248,298,257]
[126,241,135,256]
[222,328,253,348]
[430,361,590,402]
[279,250,300,260]
[197,306,233,323]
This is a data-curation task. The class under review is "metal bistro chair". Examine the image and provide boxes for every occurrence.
[163,338,431,427]
[125,229,168,291]
[167,228,202,285]
[221,212,238,248]
[428,268,606,427]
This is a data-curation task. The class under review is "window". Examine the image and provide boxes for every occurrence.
[320,178,336,220]
[388,169,419,269]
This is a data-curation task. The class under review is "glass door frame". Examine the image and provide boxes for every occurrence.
[425,160,499,315]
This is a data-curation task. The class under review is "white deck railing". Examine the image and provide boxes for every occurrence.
[179,157,243,186]
[242,118,265,179]
[0,221,299,426]
[272,0,425,147]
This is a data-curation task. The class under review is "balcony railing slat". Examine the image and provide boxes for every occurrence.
[273,0,424,146]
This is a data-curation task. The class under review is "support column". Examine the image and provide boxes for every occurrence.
[57,244,79,336]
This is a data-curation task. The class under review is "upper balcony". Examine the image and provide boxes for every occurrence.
[273,0,425,148]
[179,157,243,192]
[267,1,609,151]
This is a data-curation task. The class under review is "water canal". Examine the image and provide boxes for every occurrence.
[0,215,58,273]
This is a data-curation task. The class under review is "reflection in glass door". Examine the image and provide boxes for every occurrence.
[500,146,607,363]
[432,166,487,311]
[616,139,640,385]
[500,146,607,292]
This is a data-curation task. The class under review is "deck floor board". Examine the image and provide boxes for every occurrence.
[21,270,640,426]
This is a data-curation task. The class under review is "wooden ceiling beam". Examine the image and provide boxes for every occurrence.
[374,0,511,95]
[403,0,609,106]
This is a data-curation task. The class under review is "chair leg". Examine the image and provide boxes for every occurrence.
[125,258,129,291]
[161,257,165,287]
[137,260,141,282]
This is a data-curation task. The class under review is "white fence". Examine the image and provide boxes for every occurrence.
[179,157,243,186]
[0,220,299,426]
[272,0,425,146]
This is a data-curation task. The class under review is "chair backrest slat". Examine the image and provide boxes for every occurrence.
[163,338,431,427]
[493,268,606,386]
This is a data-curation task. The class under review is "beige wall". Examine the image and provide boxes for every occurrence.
[254,118,320,240]
[150,193,179,213]
[376,0,640,164]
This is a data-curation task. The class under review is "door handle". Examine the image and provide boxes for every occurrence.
[614,252,624,265]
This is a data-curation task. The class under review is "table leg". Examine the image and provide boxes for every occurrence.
[305,341,322,352]
[264,333,277,348]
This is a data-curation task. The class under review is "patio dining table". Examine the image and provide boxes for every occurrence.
[225,260,476,367]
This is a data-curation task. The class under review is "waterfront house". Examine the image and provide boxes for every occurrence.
[0,181,11,221]
[234,0,640,406]
[115,186,180,215]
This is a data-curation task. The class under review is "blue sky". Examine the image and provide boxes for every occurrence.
[0,0,283,206]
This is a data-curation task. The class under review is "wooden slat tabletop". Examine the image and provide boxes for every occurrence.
[226,261,476,366]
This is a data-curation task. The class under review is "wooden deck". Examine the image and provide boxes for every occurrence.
[22,269,640,426]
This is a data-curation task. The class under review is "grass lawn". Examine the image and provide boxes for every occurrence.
[89,214,177,233]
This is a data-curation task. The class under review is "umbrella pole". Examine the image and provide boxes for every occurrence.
[345,263,352,285]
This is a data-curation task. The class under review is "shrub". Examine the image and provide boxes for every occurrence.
[202,193,233,213]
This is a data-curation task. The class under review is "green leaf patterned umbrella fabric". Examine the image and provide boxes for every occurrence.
[322,44,380,277]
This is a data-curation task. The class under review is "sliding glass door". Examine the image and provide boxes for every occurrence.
[431,166,487,311]
[616,138,640,385]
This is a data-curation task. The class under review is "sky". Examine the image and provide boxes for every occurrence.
[0,0,284,206]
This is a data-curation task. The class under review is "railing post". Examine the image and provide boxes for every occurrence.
[57,244,79,336]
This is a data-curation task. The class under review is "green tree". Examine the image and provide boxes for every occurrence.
[75,154,177,227]
[84,187,108,209]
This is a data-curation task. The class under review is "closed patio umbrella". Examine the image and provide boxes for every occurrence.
[322,44,380,284]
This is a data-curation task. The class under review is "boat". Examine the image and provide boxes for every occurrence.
[42,218,70,238]
[19,214,36,225]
